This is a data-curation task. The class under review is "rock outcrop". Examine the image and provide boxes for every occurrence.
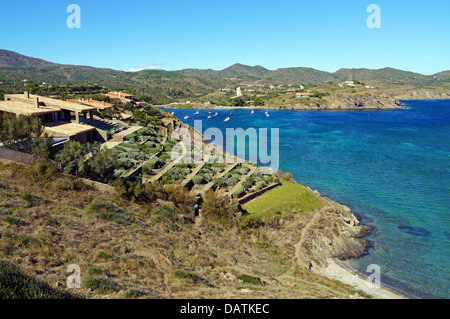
[392,90,450,101]
[295,193,372,270]
[279,92,403,110]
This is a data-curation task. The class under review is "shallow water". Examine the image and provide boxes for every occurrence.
[163,100,450,298]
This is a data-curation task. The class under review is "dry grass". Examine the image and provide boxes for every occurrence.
[0,161,366,299]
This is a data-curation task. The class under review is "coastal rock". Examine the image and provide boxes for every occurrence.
[295,196,372,270]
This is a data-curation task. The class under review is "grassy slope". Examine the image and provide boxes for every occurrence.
[243,181,322,221]
[0,161,368,299]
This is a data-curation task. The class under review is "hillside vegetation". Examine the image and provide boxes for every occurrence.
[1,49,449,103]
[0,161,371,299]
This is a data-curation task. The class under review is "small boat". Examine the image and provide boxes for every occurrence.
[184,115,190,119]
[213,112,218,116]
[170,112,175,115]
[251,110,254,114]
[224,117,230,122]
[207,115,212,119]
[230,113,235,116]
[266,113,270,117]
[194,111,199,115]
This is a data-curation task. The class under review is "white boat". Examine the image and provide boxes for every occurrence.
[170,112,175,115]
[265,111,268,115]
[194,111,199,115]
[184,115,190,119]
[266,113,270,117]
[207,115,212,119]
[251,110,254,114]
[213,112,218,116]
[224,117,230,122]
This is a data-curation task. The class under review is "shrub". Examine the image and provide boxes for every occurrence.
[56,176,89,191]
[124,134,137,142]
[174,270,202,282]
[5,216,22,226]
[201,189,236,228]
[152,205,179,224]
[87,201,130,223]
[231,185,245,198]
[123,289,147,298]
[237,274,262,285]
[0,260,78,299]
[21,193,35,205]
[81,276,120,292]
[87,267,103,276]
[21,162,59,184]
[146,157,163,169]
[192,175,205,185]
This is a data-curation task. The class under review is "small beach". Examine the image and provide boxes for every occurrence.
[317,259,407,299]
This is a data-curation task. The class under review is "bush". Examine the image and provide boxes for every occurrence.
[0,260,78,299]
[201,189,236,228]
[152,205,179,224]
[5,216,22,226]
[232,185,245,198]
[174,270,202,282]
[124,134,137,142]
[21,193,35,205]
[237,274,262,285]
[123,289,147,298]
[56,176,89,191]
[146,157,163,169]
[87,201,130,223]
[21,162,59,184]
[87,266,103,276]
[192,175,205,185]
[81,276,120,292]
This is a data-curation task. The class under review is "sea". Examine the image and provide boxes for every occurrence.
[162,99,450,299]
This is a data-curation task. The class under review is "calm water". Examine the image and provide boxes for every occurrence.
[163,100,450,299]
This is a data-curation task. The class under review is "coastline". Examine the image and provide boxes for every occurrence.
[163,105,438,299]
[316,258,408,299]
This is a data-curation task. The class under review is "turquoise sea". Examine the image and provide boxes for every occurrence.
[163,100,450,299]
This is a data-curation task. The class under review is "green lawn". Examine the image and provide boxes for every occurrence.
[242,181,322,220]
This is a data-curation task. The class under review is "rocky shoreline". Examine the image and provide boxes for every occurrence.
[163,91,406,111]
[293,187,408,298]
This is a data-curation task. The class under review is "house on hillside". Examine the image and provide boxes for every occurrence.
[67,98,114,111]
[296,92,312,98]
[103,91,135,104]
[340,81,357,88]
[0,92,104,143]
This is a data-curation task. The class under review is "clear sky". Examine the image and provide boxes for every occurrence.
[1,0,449,74]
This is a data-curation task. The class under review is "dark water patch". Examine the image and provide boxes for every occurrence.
[398,225,432,238]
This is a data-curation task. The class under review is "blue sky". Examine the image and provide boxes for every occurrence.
[1,0,449,74]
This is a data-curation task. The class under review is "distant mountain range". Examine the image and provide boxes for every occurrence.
[1,49,449,100]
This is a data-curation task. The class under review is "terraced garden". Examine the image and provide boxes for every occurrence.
[108,119,282,206]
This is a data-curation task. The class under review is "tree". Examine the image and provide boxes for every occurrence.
[253,97,265,106]
[56,140,87,173]
[201,189,236,228]
[79,143,118,183]
[31,133,54,159]
[0,114,44,151]
[228,97,246,107]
